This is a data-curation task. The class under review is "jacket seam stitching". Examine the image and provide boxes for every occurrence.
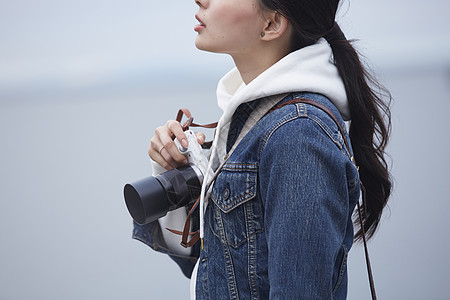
[258,104,351,162]
[258,110,299,160]
[211,186,257,213]
[214,205,240,299]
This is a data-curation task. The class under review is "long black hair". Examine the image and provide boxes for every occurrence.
[260,0,392,241]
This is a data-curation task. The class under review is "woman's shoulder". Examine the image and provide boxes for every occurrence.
[256,92,349,159]
[260,92,344,135]
[262,92,344,126]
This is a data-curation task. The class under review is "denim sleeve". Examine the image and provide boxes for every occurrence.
[132,215,200,279]
[259,117,351,299]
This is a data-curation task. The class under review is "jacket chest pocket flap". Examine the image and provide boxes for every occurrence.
[211,165,258,212]
[210,165,262,248]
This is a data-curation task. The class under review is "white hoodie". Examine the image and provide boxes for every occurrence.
[199,38,349,243]
[155,38,349,298]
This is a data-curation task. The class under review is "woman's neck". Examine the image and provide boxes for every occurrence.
[231,42,291,85]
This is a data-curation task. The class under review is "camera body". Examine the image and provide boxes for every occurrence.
[124,130,211,225]
[174,130,210,180]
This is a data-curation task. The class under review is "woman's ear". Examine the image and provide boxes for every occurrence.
[261,12,290,41]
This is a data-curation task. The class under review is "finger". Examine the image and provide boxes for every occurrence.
[148,137,177,170]
[195,132,206,145]
[167,120,189,148]
[156,125,188,166]
[163,120,189,164]
[159,147,181,169]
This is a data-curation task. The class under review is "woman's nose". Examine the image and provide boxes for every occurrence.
[195,0,208,8]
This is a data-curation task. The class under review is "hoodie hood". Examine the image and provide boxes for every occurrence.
[212,38,349,169]
[217,38,349,123]
[199,38,349,240]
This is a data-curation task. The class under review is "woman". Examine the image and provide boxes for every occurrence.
[132,0,392,298]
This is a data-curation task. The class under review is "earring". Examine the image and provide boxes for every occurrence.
[260,32,265,37]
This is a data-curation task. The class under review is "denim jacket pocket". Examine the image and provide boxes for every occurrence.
[210,164,263,248]
[332,244,349,295]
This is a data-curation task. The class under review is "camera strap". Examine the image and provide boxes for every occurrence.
[176,108,218,149]
[165,108,219,247]
[167,95,288,248]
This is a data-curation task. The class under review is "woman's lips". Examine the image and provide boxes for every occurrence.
[194,15,206,32]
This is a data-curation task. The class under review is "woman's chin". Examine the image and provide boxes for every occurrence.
[194,39,209,51]
[195,38,221,53]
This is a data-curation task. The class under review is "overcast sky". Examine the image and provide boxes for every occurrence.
[0,0,449,93]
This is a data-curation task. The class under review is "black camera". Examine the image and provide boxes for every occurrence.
[124,130,210,225]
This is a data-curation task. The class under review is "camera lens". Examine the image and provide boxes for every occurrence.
[124,176,168,225]
[124,164,203,225]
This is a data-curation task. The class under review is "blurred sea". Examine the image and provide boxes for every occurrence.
[0,65,449,299]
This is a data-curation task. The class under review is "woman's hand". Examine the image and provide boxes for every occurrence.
[148,120,206,170]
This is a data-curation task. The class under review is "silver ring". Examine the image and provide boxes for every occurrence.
[158,146,165,155]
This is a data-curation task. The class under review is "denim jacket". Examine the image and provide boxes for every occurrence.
[133,92,360,299]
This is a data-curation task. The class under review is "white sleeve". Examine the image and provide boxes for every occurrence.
[151,160,192,256]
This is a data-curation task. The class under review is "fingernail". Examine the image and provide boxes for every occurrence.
[181,139,189,148]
